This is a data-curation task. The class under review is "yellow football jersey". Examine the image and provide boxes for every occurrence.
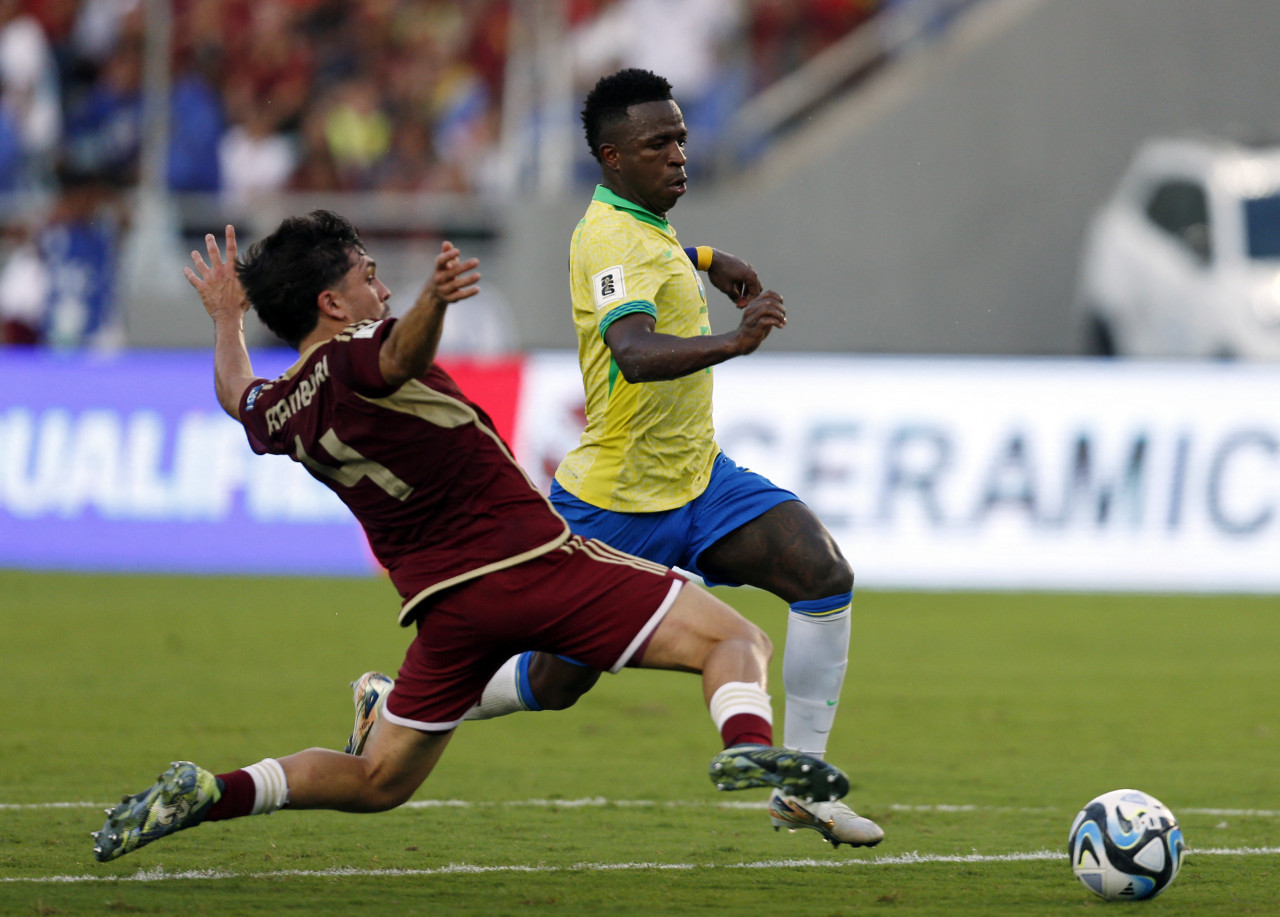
[553,185,718,512]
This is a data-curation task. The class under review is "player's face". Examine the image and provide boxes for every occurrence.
[331,251,391,323]
[606,100,688,217]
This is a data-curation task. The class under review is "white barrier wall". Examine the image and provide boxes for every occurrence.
[515,354,1280,593]
[4,350,1276,591]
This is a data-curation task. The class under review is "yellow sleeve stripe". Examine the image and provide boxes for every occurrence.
[696,246,714,271]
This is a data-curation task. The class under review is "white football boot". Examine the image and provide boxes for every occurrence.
[769,790,884,848]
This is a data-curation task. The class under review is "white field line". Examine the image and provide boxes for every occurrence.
[4,797,1279,885]
[7,847,1280,885]
[4,798,1280,817]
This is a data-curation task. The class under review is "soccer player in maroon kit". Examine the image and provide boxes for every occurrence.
[92,212,851,862]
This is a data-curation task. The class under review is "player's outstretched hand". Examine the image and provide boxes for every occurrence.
[734,289,786,354]
[380,240,483,388]
[707,250,762,306]
[183,225,249,325]
[426,240,481,308]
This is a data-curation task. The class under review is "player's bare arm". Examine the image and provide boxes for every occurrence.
[184,225,256,421]
[378,241,480,388]
[705,250,762,306]
[604,289,786,383]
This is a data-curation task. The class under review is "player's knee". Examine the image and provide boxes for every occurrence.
[534,673,597,710]
[825,557,854,597]
[358,761,421,812]
[704,591,772,659]
[754,624,774,661]
[528,656,600,710]
[798,553,853,600]
[537,689,583,710]
[363,788,409,813]
[733,617,773,662]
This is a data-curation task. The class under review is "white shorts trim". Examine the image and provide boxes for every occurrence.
[607,578,683,674]
[381,698,464,734]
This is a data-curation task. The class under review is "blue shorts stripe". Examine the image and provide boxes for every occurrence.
[790,591,853,617]
[515,651,542,712]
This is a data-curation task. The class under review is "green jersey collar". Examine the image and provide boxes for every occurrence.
[593,185,670,230]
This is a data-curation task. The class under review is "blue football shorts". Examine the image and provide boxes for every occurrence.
[549,451,800,588]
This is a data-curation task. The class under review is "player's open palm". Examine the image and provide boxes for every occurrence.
[184,225,249,325]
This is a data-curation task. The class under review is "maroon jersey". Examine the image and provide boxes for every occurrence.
[238,318,569,623]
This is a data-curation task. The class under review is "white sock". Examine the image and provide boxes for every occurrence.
[243,758,289,815]
[462,653,537,721]
[708,680,773,734]
[783,602,852,757]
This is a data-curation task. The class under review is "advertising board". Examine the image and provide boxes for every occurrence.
[515,354,1280,593]
[0,350,520,576]
[4,349,1276,591]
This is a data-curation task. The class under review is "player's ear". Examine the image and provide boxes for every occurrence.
[598,142,621,172]
[316,288,345,321]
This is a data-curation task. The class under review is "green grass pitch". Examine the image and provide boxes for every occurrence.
[2,570,1277,915]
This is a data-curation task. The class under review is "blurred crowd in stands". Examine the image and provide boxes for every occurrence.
[0,0,890,346]
[4,0,884,197]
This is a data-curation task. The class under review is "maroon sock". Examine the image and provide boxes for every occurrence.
[721,712,772,749]
[204,770,255,822]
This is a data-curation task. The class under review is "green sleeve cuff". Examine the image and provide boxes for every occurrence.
[599,300,657,340]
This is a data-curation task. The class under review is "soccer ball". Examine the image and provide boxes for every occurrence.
[1068,788,1186,900]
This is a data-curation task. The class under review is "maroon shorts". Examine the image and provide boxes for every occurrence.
[383,535,686,731]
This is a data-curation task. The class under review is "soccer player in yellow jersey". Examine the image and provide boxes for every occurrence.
[545,68,881,848]
[348,69,882,849]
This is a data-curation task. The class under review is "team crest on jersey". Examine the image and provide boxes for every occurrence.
[352,319,384,339]
[592,265,626,310]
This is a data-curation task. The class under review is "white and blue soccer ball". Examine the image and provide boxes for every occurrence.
[1068,788,1186,901]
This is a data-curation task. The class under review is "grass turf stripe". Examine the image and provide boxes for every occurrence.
[7,847,1280,885]
[7,798,1280,817]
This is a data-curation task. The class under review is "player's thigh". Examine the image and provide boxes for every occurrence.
[638,581,769,674]
[697,499,852,602]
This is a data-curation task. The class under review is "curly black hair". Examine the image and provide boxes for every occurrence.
[580,68,674,162]
[237,210,365,348]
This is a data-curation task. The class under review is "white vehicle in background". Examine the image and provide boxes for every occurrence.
[1074,135,1280,359]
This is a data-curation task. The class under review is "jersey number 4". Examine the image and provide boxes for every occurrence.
[293,430,414,501]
